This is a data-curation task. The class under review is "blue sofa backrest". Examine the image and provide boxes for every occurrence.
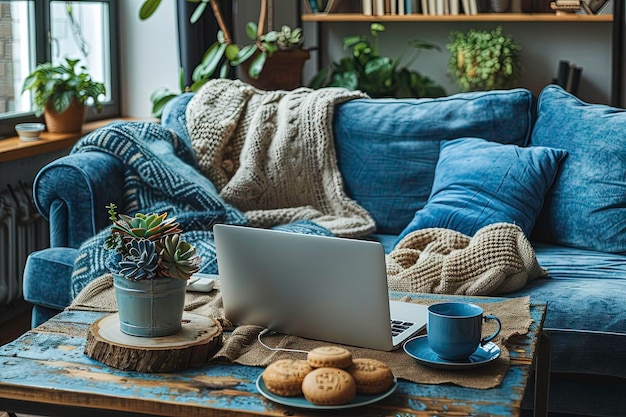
[165,88,536,236]
[332,89,536,234]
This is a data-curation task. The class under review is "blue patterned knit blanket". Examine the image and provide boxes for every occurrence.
[69,121,330,298]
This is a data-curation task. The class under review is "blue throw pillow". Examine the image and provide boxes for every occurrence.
[531,85,626,253]
[333,88,536,234]
[395,138,567,243]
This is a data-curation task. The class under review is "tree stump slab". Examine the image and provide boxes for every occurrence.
[84,312,223,373]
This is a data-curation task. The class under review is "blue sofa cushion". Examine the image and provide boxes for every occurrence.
[531,85,626,253]
[396,138,567,241]
[333,88,535,234]
[511,242,626,378]
[23,247,77,309]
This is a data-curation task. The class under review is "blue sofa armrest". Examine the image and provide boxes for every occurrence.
[33,151,125,249]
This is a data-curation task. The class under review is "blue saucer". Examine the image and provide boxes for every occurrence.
[403,335,501,370]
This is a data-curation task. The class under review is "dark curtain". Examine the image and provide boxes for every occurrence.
[176,0,233,86]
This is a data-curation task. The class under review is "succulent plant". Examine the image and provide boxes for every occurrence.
[118,239,159,280]
[276,25,304,51]
[113,212,182,241]
[157,234,200,280]
[104,203,200,280]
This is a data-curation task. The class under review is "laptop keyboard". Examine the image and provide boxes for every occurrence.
[391,319,415,337]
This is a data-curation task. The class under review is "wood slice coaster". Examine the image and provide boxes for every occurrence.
[84,312,223,373]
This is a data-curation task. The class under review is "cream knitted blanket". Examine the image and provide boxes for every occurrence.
[386,223,546,295]
[186,79,375,238]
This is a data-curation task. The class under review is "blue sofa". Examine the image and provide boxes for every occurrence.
[23,84,626,416]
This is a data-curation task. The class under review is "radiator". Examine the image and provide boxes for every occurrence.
[0,182,49,306]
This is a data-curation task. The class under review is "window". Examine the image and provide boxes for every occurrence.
[0,0,119,138]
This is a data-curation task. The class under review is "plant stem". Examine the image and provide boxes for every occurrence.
[210,0,231,44]
[258,0,268,37]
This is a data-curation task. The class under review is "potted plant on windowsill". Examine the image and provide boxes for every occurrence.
[104,203,200,337]
[21,58,106,133]
[140,0,309,117]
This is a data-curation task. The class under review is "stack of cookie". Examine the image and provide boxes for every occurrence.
[261,346,395,406]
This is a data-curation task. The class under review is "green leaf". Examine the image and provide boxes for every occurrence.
[246,22,258,41]
[308,67,330,89]
[343,35,364,49]
[248,51,267,79]
[230,44,257,66]
[225,44,241,61]
[219,62,229,78]
[370,23,385,33]
[189,78,209,92]
[408,39,441,51]
[189,1,208,24]
[139,0,162,20]
[193,42,227,81]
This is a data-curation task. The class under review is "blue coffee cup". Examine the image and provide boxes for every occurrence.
[427,302,501,361]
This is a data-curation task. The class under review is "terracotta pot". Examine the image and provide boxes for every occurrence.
[113,274,187,337]
[44,99,87,133]
[241,49,310,91]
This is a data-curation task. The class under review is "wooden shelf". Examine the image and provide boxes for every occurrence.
[0,117,142,163]
[302,12,613,22]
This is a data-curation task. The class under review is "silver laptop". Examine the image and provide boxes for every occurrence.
[213,224,427,351]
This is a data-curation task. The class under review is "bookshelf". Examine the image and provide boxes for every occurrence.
[299,1,622,106]
[301,12,613,21]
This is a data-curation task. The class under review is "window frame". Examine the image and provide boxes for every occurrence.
[0,0,120,139]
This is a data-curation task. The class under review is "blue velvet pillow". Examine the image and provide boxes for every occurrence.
[333,88,536,234]
[395,138,567,243]
[530,85,626,253]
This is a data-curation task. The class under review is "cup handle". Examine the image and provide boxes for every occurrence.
[481,315,501,345]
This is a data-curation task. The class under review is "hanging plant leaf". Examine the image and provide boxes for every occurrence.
[190,1,208,24]
[139,0,162,20]
[248,51,267,79]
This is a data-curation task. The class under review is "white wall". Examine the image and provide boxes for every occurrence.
[118,0,180,118]
[303,22,614,105]
[117,3,619,115]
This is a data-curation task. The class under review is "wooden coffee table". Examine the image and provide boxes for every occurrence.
[0,296,549,417]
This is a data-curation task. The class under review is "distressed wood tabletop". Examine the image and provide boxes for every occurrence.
[0,295,547,417]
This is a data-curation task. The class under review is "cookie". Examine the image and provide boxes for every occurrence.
[347,358,394,394]
[306,346,353,369]
[301,367,357,405]
[261,359,313,396]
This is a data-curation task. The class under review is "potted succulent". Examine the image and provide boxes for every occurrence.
[309,23,446,99]
[446,26,522,92]
[141,0,309,117]
[21,58,106,133]
[104,203,200,337]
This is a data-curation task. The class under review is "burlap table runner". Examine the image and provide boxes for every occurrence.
[69,274,533,389]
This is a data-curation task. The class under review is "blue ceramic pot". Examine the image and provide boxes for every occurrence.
[113,274,187,337]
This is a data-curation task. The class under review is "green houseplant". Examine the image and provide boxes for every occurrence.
[104,203,200,337]
[309,23,446,99]
[21,58,106,133]
[140,0,309,117]
[446,26,522,92]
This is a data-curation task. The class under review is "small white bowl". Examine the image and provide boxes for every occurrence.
[15,122,45,141]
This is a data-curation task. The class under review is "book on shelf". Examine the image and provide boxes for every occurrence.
[374,0,385,15]
[468,0,478,14]
[303,0,346,13]
[449,0,459,14]
[362,0,373,14]
[586,0,613,13]
[398,0,405,14]
[302,0,314,13]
